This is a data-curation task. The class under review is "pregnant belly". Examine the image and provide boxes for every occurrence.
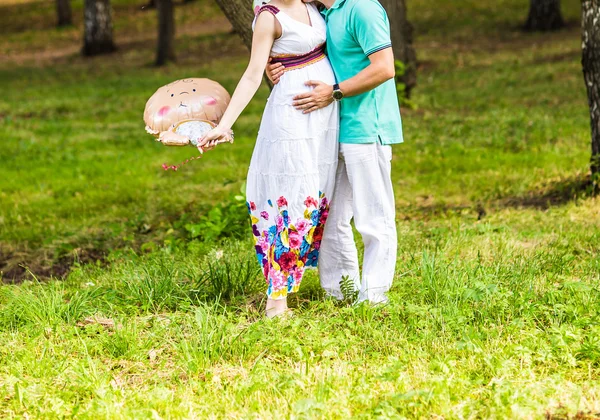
[268,59,337,105]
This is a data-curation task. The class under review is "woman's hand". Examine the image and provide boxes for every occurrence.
[266,58,285,85]
[197,126,233,152]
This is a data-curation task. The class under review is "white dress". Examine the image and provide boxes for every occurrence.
[246,3,339,300]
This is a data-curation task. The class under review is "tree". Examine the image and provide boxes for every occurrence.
[214,0,273,88]
[156,0,176,66]
[582,0,600,184]
[56,0,73,27]
[214,0,254,50]
[524,0,565,31]
[83,0,117,56]
[379,0,418,97]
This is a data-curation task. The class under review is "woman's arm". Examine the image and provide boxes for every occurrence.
[198,12,279,149]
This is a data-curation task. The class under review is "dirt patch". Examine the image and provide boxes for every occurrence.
[1,16,235,67]
[415,21,580,57]
[416,59,437,73]
[546,406,600,420]
[0,246,106,284]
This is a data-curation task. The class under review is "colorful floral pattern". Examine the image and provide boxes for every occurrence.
[248,192,330,299]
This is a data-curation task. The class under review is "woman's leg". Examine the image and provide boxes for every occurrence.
[266,298,288,318]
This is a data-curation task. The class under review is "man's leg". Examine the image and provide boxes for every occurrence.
[318,156,361,299]
[342,142,397,304]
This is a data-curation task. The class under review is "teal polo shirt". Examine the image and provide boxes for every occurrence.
[323,0,403,145]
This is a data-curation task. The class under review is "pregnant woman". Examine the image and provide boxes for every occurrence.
[200,0,339,317]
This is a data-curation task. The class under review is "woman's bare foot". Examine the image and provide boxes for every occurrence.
[266,298,288,318]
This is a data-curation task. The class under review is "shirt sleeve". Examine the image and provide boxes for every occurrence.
[350,0,392,56]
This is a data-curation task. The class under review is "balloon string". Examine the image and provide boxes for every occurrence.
[162,154,203,171]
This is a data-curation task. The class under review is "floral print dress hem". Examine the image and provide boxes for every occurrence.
[248,192,329,300]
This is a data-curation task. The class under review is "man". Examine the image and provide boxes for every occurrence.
[268,0,403,304]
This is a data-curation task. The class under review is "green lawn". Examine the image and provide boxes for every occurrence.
[1,0,599,418]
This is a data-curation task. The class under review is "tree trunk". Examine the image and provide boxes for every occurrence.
[83,0,116,56]
[524,0,565,31]
[214,0,273,88]
[214,0,254,49]
[582,0,600,182]
[156,0,176,66]
[56,0,73,27]
[379,0,418,97]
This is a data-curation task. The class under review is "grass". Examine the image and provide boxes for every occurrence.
[1,0,600,418]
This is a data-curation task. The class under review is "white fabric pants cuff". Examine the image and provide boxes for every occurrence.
[318,142,397,304]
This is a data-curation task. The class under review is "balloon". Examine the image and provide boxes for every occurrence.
[143,78,232,148]
[253,0,271,15]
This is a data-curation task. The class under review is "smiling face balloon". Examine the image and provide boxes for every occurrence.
[144,78,231,147]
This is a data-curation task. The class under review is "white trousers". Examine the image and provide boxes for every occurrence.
[318,142,397,304]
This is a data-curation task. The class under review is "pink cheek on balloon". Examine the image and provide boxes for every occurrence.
[158,106,171,117]
[254,6,260,15]
[204,97,217,106]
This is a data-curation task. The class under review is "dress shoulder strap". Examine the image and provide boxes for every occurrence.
[256,4,280,16]
[253,4,285,33]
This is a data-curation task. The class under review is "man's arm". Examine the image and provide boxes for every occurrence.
[266,58,285,85]
[293,48,395,113]
[338,48,395,96]
[293,0,394,114]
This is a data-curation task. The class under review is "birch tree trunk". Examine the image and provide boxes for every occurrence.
[56,0,73,27]
[582,0,600,181]
[156,0,176,66]
[524,0,565,31]
[379,0,418,97]
[83,0,116,56]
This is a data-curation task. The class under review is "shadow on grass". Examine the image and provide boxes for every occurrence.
[398,174,594,222]
[2,175,595,284]
[398,198,485,221]
[532,49,581,65]
[498,174,593,210]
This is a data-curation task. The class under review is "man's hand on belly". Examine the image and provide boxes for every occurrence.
[293,81,334,114]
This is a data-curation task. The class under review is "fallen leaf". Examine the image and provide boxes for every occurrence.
[76,316,116,329]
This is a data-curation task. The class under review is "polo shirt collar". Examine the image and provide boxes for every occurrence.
[326,0,347,13]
